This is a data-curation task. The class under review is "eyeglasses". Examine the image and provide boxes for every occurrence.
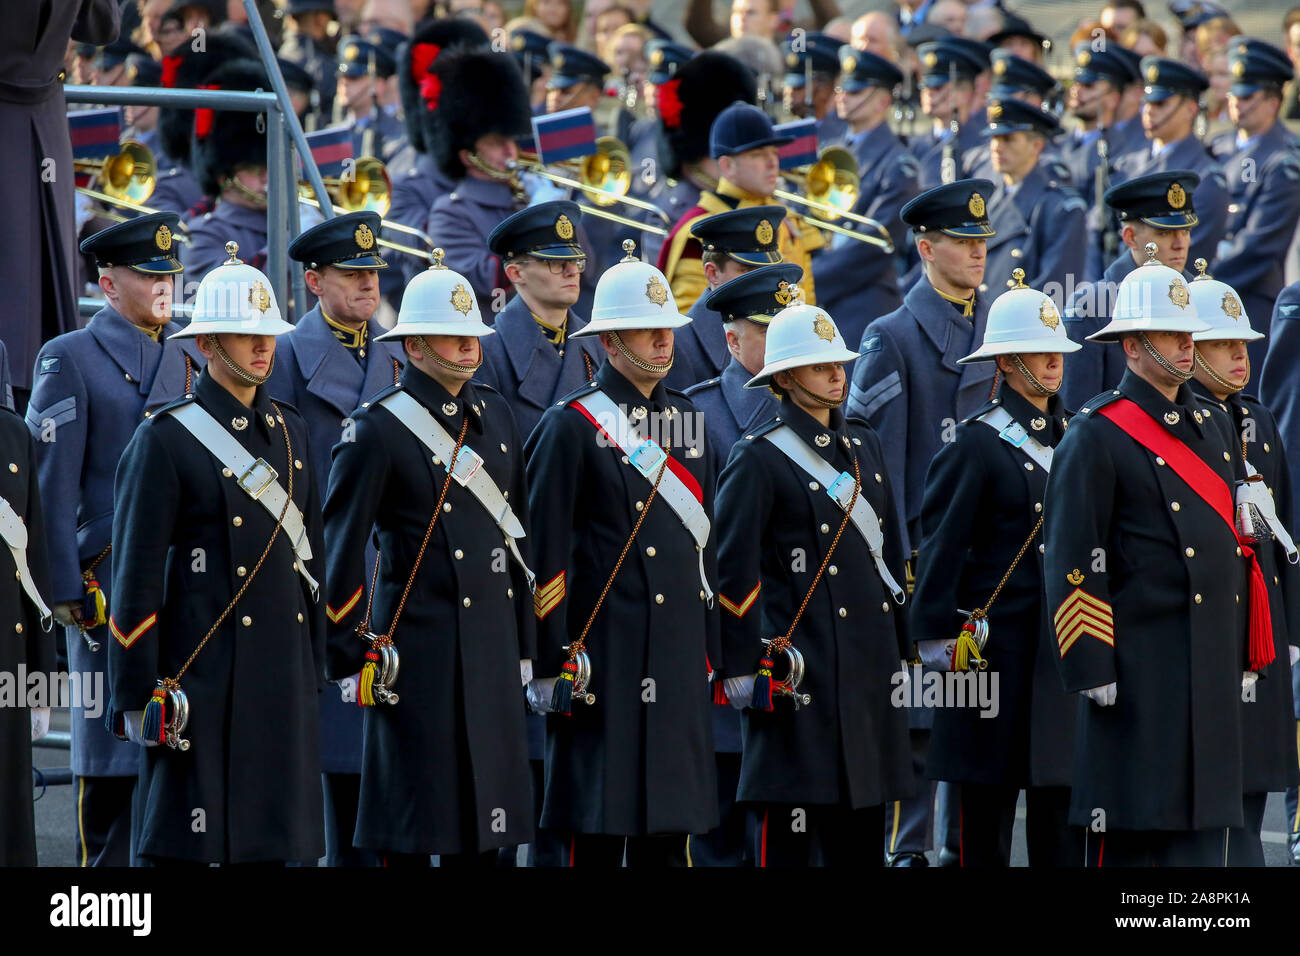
[528,256,587,274]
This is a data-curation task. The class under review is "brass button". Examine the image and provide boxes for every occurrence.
[1193,594,1202,605]
[297,612,304,623]
[655,594,664,604]
[1155,457,1165,466]
[443,502,452,512]
[242,615,252,626]
[1170,501,1180,512]
[455,549,464,559]
[1024,462,1034,471]
[874,473,882,483]
[1185,547,1194,558]
[621,456,630,464]
[699,590,706,600]
[233,516,243,527]
[294,459,302,470]
[13,570,19,580]
[646,546,656,557]
[222,468,233,478]
[507,588,514,599]
[1264,442,1271,452]
[124,373,133,382]
[7,463,16,473]
[463,597,471,607]
[1236,547,1243,556]
[1034,502,1042,513]
[1223,452,1230,462]
[14,622,22,634]
[838,607,847,618]
[1038,543,1045,554]
[829,565,838,575]
[635,501,644,511]
[820,523,830,533]
[809,481,820,491]
[882,602,890,612]
[237,566,247,577]
[144,411,152,419]
[500,443,508,453]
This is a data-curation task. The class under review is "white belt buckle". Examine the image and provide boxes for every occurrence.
[629,438,667,478]
[450,446,484,486]
[238,458,278,500]
[827,471,856,511]
[1000,422,1029,448]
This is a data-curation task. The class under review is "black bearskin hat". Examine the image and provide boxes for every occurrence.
[661,51,757,180]
[191,59,271,197]
[158,31,257,165]
[397,17,489,155]
[429,46,532,180]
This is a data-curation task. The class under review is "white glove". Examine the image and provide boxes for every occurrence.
[1082,682,1117,706]
[75,191,95,233]
[917,638,956,671]
[122,710,161,747]
[297,198,325,230]
[30,706,50,742]
[1289,645,1299,667]
[338,673,359,703]
[526,676,558,715]
[1242,671,1259,694]
[53,601,81,628]
[723,674,756,710]
[520,658,534,687]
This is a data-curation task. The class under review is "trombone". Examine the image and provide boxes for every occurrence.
[507,136,672,236]
[298,157,441,263]
[774,147,894,252]
[74,141,190,238]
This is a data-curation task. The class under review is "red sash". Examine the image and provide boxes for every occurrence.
[1098,398,1274,670]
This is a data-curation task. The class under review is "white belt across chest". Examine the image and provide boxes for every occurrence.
[978,406,1054,472]
[167,403,320,599]
[0,495,53,630]
[571,390,713,605]
[763,425,906,603]
[380,390,536,590]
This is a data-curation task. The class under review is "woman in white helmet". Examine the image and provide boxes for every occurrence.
[106,243,327,865]
[713,295,913,867]
[912,268,1083,868]
[320,252,536,867]
[1186,260,1300,867]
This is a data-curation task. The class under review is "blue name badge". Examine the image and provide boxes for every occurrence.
[827,471,856,511]
[999,422,1029,448]
[629,437,667,478]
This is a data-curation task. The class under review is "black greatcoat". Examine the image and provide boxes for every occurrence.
[1192,383,1300,795]
[0,407,54,865]
[524,362,721,836]
[107,372,326,864]
[714,400,914,808]
[322,368,535,855]
[915,385,1076,788]
[1043,371,1249,831]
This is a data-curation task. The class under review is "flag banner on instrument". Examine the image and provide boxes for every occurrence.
[69,108,124,160]
[304,125,355,179]
[516,133,537,154]
[774,118,818,170]
[532,107,597,164]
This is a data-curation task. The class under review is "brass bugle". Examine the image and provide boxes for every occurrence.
[774,146,894,251]
[512,136,672,223]
[297,195,439,264]
[74,140,156,203]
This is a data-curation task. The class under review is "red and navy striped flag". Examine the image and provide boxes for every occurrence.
[774,118,818,170]
[531,107,597,164]
[69,108,123,160]
[304,125,354,179]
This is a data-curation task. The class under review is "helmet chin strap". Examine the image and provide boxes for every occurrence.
[1010,354,1056,396]
[416,335,482,374]
[1139,332,1194,382]
[788,370,844,408]
[207,334,273,386]
[610,331,674,374]
[1193,347,1247,393]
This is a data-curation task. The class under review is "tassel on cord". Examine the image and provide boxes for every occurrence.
[1242,546,1276,671]
[358,650,379,707]
[551,659,577,716]
[953,617,985,673]
[140,686,166,744]
[751,655,774,711]
[82,573,107,628]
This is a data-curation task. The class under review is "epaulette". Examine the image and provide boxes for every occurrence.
[355,381,404,415]
[269,397,303,419]
[683,376,721,396]
[1075,389,1123,418]
[474,381,500,396]
[964,394,1003,424]
[556,378,602,408]
[153,390,199,417]
[741,417,783,441]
